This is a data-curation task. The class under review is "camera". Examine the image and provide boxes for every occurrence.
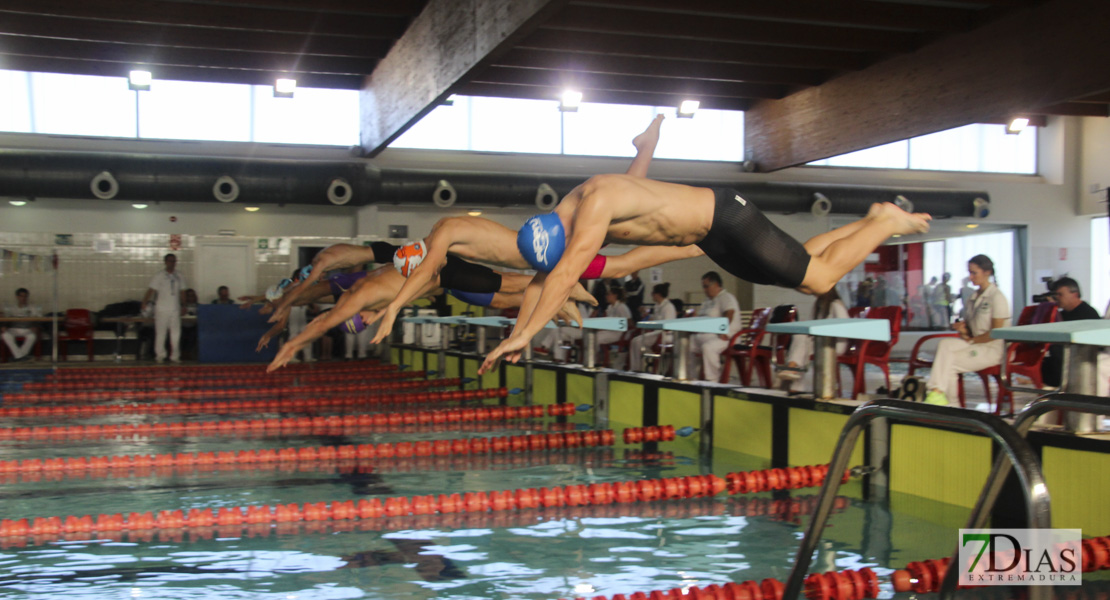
[1031,276,1056,303]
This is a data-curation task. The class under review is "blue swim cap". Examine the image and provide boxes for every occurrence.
[517,213,565,272]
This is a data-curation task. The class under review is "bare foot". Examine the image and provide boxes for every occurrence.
[569,282,599,306]
[866,202,885,219]
[877,202,931,234]
[633,114,664,153]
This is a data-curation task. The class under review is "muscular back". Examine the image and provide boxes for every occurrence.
[429,217,531,270]
[556,175,715,247]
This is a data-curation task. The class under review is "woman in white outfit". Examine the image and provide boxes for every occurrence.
[776,287,849,392]
[925,254,1011,406]
[630,283,677,371]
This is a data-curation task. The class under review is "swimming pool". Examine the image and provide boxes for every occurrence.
[0,363,1105,599]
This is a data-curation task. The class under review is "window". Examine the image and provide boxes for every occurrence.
[252,86,359,146]
[810,124,1036,175]
[31,72,136,138]
[0,70,32,133]
[138,80,252,142]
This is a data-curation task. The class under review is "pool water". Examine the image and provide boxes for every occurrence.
[0,414,969,600]
[7,365,1100,600]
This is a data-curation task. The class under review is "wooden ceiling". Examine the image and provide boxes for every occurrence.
[2,0,1108,170]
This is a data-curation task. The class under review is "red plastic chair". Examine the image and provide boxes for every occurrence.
[57,309,95,361]
[977,302,1059,414]
[718,308,770,385]
[837,305,903,399]
[746,305,799,387]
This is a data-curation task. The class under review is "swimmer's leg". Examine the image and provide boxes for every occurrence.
[626,114,664,178]
[799,203,930,295]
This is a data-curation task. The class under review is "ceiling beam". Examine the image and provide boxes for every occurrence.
[359,0,568,156]
[545,6,923,53]
[163,0,427,17]
[744,0,1110,172]
[0,11,393,57]
[568,0,978,33]
[471,65,788,100]
[0,1,411,38]
[455,82,751,111]
[495,48,828,86]
[0,54,362,89]
[518,29,871,71]
[0,35,383,76]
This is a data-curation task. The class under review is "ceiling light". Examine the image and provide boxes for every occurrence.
[129,70,152,91]
[467,209,482,216]
[966,223,979,229]
[274,78,297,98]
[132,203,148,209]
[245,206,260,212]
[677,100,700,118]
[9,200,27,207]
[560,90,582,112]
[1006,117,1029,134]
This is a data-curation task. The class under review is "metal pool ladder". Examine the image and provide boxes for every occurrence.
[782,399,1053,600]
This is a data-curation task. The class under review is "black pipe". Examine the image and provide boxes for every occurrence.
[0,150,986,216]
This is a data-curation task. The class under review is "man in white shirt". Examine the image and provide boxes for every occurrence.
[688,271,742,382]
[142,253,187,363]
[1,288,42,361]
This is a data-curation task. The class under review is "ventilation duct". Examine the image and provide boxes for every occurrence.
[0,150,988,217]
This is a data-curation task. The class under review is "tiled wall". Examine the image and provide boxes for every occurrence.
[0,232,362,315]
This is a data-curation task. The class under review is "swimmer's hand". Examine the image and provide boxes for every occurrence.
[238,296,258,310]
[267,344,296,373]
[479,335,529,374]
[258,303,274,316]
[256,332,273,352]
[268,304,290,324]
[368,309,395,345]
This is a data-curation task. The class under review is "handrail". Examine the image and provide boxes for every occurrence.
[942,392,1110,595]
[782,399,1050,600]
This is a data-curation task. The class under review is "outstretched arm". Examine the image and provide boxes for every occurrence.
[481,203,610,373]
[256,313,289,352]
[268,289,375,372]
[269,279,339,323]
[369,244,448,344]
[270,245,379,318]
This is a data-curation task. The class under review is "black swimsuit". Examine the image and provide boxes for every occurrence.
[695,188,811,289]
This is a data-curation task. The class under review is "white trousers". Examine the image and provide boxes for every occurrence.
[689,333,729,382]
[2,328,36,359]
[345,324,374,359]
[926,338,1004,401]
[153,310,181,361]
[630,331,665,372]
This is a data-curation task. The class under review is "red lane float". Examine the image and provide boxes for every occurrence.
[45,361,389,380]
[0,429,618,481]
[0,494,844,549]
[3,377,462,404]
[0,464,866,544]
[0,386,502,418]
[0,400,581,441]
[23,369,423,392]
